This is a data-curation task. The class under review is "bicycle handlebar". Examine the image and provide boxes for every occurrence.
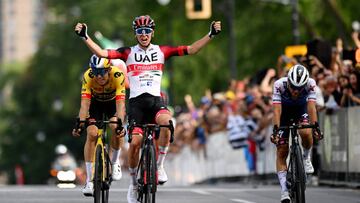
[278,123,317,130]
[79,119,123,131]
[128,120,175,143]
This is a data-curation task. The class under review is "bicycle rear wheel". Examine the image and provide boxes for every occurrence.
[94,145,103,203]
[294,145,306,203]
[144,144,157,203]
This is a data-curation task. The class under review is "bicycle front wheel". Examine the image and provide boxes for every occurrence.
[94,145,103,203]
[102,150,110,203]
[294,145,306,203]
[144,144,157,203]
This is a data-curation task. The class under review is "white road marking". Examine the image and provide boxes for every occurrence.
[231,199,257,203]
[191,189,212,195]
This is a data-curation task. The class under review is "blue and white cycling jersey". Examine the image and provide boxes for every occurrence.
[272,77,317,106]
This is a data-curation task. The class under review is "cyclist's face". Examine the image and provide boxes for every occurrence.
[94,71,109,85]
[135,28,153,48]
[288,84,302,97]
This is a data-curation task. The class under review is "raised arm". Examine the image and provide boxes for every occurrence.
[187,21,221,55]
[75,23,108,57]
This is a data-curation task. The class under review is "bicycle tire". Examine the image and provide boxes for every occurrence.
[144,143,156,203]
[294,145,306,203]
[102,151,110,203]
[94,145,103,203]
[149,143,157,201]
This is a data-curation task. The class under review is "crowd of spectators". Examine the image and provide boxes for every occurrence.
[168,30,360,173]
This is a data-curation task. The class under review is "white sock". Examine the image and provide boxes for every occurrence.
[303,147,311,159]
[157,146,169,168]
[129,167,137,186]
[111,148,121,164]
[85,162,93,183]
[277,170,288,193]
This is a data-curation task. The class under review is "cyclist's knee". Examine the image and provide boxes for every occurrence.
[156,112,171,125]
[109,117,117,131]
[129,133,142,148]
[277,145,289,159]
[86,126,98,141]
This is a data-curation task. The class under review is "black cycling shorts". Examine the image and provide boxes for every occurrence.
[278,104,309,144]
[128,93,169,125]
[89,98,116,127]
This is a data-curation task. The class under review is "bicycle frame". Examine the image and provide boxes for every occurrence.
[279,122,316,203]
[128,120,174,203]
[91,119,119,203]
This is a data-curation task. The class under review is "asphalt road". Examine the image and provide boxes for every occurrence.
[0,181,359,203]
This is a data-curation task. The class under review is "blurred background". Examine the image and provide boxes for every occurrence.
[0,0,359,186]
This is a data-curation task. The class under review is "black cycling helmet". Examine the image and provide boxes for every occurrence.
[132,15,155,30]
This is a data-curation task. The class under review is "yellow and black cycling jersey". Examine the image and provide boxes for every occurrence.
[81,66,126,102]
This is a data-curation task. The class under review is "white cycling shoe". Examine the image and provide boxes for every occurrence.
[303,157,314,174]
[127,184,138,203]
[82,181,94,197]
[280,191,290,203]
[112,163,122,181]
[158,166,168,185]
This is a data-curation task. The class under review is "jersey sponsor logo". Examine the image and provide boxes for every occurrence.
[88,71,95,78]
[114,72,123,78]
[128,63,163,72]
[134,52,158,62]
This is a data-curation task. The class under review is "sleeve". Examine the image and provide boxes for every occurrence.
[81,69,92,99]
[107,47,131,61]
[160,45,189,60]
[113,68,126,101]
[272,80,282,104]
[307,79,317,102]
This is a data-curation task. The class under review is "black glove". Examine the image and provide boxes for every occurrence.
[75,23,88,40]
[74,117,86,135]
[115,118,124,135]
[270,125,279,144]
[313,122,323,140]
[208,21,221,38]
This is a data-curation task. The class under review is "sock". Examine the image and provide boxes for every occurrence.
[85,162,93,183]
[157,146,169,168]
[129,167,137,185]
[111,148,121,164]
[303,147,311,159]
[277,170,288,193]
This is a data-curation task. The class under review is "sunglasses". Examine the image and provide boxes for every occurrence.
[288,82,305,92]
[92,68,109,77]
[135,28,153,35]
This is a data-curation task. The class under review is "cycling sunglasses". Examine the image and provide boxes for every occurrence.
[92,68,109,77]
[288,82,305,92]
[135,28,153,35]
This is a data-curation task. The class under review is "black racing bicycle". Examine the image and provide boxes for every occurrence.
[88,118,122,203]
[128,120,174,203]
[279,122,317,203]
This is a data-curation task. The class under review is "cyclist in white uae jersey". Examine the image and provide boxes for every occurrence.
[271,64,323,203]
[75,15,221,203]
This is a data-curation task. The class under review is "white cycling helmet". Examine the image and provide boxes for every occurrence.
[287,64,309,88]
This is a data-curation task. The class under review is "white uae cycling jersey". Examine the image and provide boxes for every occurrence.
[107,43,188,99]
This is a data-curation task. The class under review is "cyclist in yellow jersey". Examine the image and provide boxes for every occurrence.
[72,54,126,196]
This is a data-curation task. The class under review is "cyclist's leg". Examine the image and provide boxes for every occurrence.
[155,111,171,184]
[297,111,314,174]
[127,97,145,202]
[105,99,125,180]
[277,108,290,202]
[298,113,313,156]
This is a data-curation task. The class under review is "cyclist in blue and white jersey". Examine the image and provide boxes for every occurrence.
[271,64,323,203]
